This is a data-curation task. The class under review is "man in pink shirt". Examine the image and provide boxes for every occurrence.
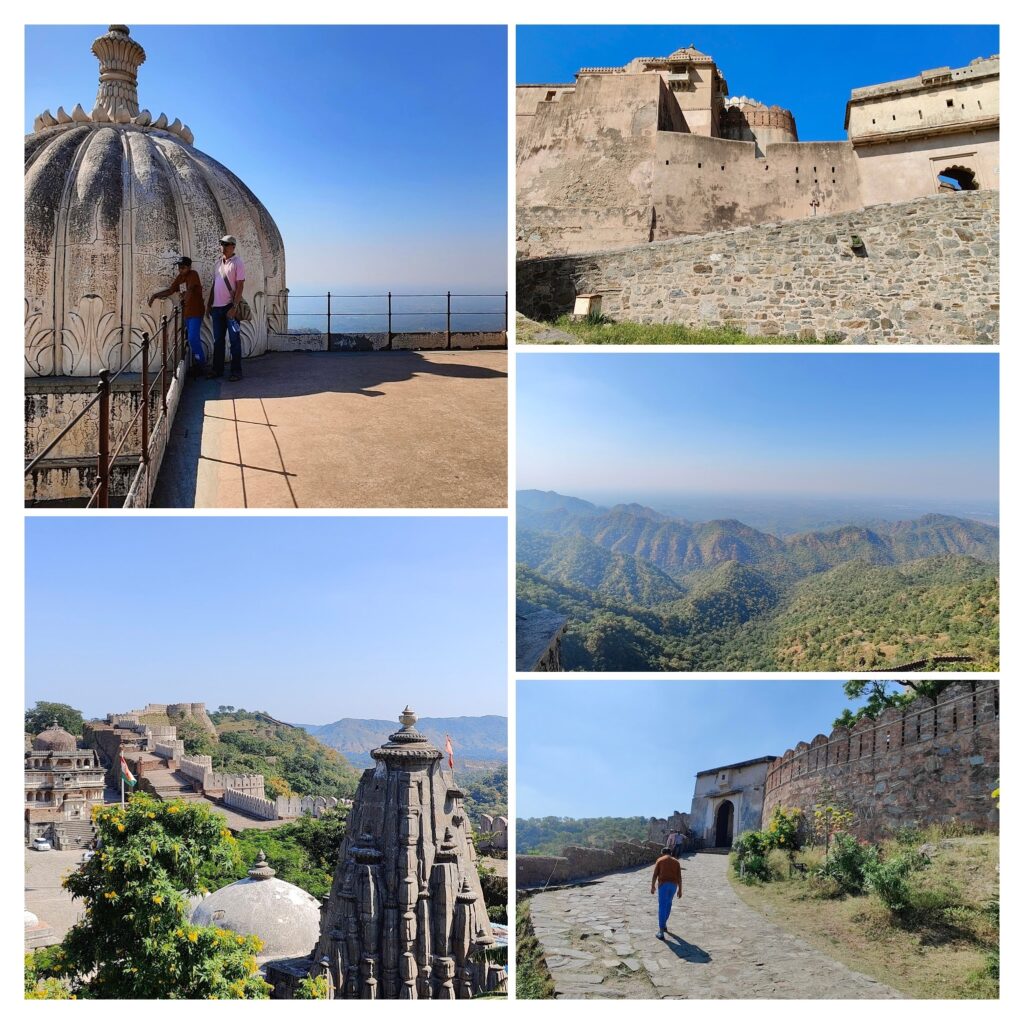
[206,234,246,381]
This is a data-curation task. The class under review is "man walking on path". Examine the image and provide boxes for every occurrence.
[148,257,205,377]
[651,846,682,940]
[207,234,246,381]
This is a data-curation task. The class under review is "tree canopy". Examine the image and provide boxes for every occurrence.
[25,701,84,738]
[833,680,955,728]
[35,793,270,999]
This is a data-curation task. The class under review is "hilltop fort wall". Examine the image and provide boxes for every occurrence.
[517,189,998,343]
[762,681,999,841]
[517,53,998,259]
[517,840,665,889]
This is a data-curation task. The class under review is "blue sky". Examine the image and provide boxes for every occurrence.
[25,24,507,292]
[517,25,999,141]
[517,678,871,818]
[25,516,507,723]
[517,353,999,506]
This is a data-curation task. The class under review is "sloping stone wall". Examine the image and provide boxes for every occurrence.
[517,840,663,889]
[763,681,999,841]
[517,190,998,343]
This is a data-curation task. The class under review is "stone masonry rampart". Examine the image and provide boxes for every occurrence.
[517,840,663,889]
[517,190,998,343]
[763,681,998,841]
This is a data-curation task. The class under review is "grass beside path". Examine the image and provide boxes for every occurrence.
[729,833,999,999]
[516,897,556,999]
[517,313,843,345]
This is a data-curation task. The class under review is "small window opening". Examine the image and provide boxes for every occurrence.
[946,98,954,108]
[545,90,556,102]
[697,162,702,168]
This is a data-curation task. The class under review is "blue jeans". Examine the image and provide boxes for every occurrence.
[658,882,676,932]
[211,305,241,375]
[185,316,205,365]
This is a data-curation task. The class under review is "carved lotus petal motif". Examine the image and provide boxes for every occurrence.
[24,300,55,377]
[56,106,72,124]
[134,109,152,126]
[91,105,110,123]
[167,117,182,135]
[152,112,168,129]
[61,294,121,376]
[71,103,90,122]
[180,124,194,145]
[114,106,131,124]
[39,109,57,127]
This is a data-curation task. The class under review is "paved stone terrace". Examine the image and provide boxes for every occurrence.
[527,852,903,999]
[152,350,507,508]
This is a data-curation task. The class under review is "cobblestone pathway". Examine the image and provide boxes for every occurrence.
[527,852,903,999]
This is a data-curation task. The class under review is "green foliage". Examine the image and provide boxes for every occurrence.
[732,810,804,884]
[544,315,815,346]
[40,793,270,999]
[864,850,927,912]
[819,832,878,895]
[835,680,955,728]
[479,871,508,925]
[294,975,331,999]
[25,950,74,999]
[25,701,84,737]
[206,711,361,798]
[461,764,508,820]
[176,716,216,757]
[517,815,650,856]
[516,899,555,999]
[198,808,348,901]
[517,502,999,673]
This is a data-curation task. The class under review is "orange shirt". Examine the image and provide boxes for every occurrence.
[652,854,682,890]
[168,269,205,319]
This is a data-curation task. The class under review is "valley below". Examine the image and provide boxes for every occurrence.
[516,490,999,672]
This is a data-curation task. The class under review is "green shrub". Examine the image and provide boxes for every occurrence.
[765,807,804,852]
[890,824,923,846]
[820,832,877,895]
[294,975,330,999]
[864,851,926,912]
[766,848,793,881]
[807,874,844,900]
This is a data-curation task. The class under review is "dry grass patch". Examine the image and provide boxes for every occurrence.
[730,834,998,999]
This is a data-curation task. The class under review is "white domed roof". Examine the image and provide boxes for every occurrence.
[190,852,320,963]
[25,25,286,377]
[34,722,77,751]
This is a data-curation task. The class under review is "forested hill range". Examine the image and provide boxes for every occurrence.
[299,715,507,769]
[516,490,999,672]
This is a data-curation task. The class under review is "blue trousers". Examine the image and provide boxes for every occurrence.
[658,882,676,932]
[211,304,241,375]
[185,316,205,365]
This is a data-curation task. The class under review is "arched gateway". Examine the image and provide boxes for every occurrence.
[715,800,735,847]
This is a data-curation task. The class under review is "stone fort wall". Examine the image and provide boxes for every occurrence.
[762,681,999,842]
[517,840,664,889]
[517,189,998,343]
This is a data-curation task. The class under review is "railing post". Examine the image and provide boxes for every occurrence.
[326,290,331,353]
[387,291,393,350]
[96,369,111,508]
[504,290,509,337]
[160,315,168,415]
[140,332,150,465]
[446,290,452,350]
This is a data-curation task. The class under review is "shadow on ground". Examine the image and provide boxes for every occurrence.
[152,350,508,508]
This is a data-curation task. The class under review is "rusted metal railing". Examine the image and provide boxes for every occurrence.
[25,307,187,508]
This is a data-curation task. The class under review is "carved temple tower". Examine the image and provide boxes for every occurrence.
[302,708,498,999]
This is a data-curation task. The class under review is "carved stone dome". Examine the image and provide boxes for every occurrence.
[190,852,321,964]
[34,722,77,752]
[25,25,286,377]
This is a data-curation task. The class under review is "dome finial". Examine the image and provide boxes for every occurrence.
[248,850,277,881]
[91,24,146,118]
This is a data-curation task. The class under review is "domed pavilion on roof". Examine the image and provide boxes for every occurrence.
[25,25,287,378]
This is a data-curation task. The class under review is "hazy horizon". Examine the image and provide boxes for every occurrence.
[518,354,999,510]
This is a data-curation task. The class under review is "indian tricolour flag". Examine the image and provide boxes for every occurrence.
[119,754,136,788]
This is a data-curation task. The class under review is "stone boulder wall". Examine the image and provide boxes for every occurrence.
[763,681,999,841]
[517,840,663,889]
[517,189,998,343]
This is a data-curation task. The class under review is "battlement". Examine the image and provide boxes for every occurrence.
[763,682,999,841]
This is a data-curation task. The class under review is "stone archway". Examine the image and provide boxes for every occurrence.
[937,165,979,192]
[715,800,735,848]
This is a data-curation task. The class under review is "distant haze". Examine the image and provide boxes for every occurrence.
[517,353,998,509]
